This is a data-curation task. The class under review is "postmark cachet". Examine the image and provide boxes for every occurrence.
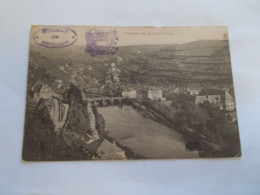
[85,28,119,56]
[33,27,77,48]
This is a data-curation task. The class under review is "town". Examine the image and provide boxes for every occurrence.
[23,39,241,160]
[23,59,238,160]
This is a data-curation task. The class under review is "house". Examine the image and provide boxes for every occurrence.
[199,88,235,111]
[122,90,130,98]
[111,63,117,71]
[200,88,225,97]
[148,88,163,101]
[95,139,126,160]
[59,66,65,71]
[228,112,237,123]
[187,87,200,95]
[195,95,222,106]
[109,62,121,83]
[136,88,164,101]
[224,90,235,111]
[77,138,126,160]
[173,87,188,95]
[32,82,52,101]
[112,72,120,83]
[122,89,137,98]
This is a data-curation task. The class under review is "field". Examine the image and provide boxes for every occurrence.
[28,40,233,91]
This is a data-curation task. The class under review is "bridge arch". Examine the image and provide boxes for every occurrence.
[112,99,120,105]
[103,99,112,106]
[95,100,103,107]
[86,97,127,107]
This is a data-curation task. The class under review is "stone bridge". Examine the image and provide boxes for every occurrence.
[84,97,128,107]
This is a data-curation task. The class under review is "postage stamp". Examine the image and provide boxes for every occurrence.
[85,28,119,56]
[33,26,77,48]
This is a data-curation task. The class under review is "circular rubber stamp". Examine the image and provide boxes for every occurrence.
[33,27,77,48]
[85,28,119,56]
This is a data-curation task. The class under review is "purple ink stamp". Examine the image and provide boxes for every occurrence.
[85,28,119,56]
[33,27,77,48]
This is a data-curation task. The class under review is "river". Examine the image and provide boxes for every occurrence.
[98,105,198,159]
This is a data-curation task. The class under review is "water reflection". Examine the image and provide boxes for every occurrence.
[98,105,198,159]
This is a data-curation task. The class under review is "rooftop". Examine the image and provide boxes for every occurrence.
[199,88,224,96]
[77,138,123,155]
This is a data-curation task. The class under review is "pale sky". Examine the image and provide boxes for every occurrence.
[30,26,228,47]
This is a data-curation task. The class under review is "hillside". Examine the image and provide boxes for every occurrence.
[27,50,71,90]
[27,40,233,89]
[117,40,233,85]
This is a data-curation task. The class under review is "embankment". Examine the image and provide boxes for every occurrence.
[91,104,146,159]
[125,99,226,158]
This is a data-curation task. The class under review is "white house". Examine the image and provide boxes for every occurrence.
[187,87,200,95]
[148,89,163,100]
[59,66,65,71]
[111,63,117,71]
[122,89,137,98]
[224,90,235,111]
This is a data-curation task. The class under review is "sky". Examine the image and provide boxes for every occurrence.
[30,26,228,47]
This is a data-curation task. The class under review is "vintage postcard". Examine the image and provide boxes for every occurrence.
[22,26,241,161]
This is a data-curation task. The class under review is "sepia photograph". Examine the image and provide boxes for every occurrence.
[2,0,260,194]
[22,26,241,161]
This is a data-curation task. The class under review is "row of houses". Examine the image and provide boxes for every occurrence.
[122,87,236,111]
[122,88,166,101]
[32,79,235,112]
[194,88,235,111]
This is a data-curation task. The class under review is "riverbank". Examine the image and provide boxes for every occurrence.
[96,104,199,159]
[125,99,229,158]
[91,104,146,159]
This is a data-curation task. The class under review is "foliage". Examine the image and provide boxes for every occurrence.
[23,103,69,160]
